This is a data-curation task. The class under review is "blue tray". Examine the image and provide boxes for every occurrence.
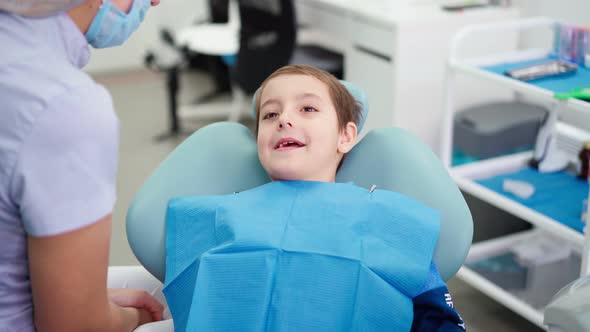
[482,56,590,95]
[477,167,589,233]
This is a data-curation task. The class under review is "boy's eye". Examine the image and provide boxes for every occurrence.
[302,106,318,112]
[262,112,278,120]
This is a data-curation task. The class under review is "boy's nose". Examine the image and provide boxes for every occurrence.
[278,113,293,129]
[278,121,293,129]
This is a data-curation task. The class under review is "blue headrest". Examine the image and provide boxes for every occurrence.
[252,80,369,133]
[127,82,472,283]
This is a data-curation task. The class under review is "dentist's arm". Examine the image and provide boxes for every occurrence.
[28,214,162,332]
[12,74,163,332]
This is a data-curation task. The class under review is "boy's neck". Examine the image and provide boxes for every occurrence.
[271,175,336,183]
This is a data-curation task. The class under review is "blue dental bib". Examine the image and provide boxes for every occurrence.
[163,181,440,331]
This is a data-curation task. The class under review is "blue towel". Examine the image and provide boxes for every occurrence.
[163,181,440,332]
[483,56,590,94]
[477,167,589,233]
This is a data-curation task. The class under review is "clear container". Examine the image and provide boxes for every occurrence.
[467,248,581,310]
[574,28,590,67]
[554,23,577,62]
[553,24,590,65]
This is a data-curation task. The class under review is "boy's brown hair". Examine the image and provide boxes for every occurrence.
[254,64,362,134]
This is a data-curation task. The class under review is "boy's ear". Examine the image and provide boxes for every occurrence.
[338,122,357,154]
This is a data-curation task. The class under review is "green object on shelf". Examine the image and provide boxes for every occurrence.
[554,87,590,100]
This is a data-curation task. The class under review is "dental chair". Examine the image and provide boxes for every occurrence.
[118,82,473,331]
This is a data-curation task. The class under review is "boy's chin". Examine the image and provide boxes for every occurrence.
[268,168,306,182]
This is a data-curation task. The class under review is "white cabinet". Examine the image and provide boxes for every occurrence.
[295,0,519,153]
[441,17,590,329]
[346,42,396,136]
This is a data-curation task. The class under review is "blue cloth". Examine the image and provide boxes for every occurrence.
[412,263,465,331]
[164,181,440,332]
[412,286,466,331]
[477,167,589,233]
[482,56,590,94]
[0,12,118,331]
[420,262,447,294]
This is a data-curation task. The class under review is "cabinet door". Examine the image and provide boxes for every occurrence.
[345,44,395,138]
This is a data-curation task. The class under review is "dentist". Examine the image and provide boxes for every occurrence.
[0,0,164,331]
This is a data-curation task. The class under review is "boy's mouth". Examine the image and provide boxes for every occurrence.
[274,137,305,151]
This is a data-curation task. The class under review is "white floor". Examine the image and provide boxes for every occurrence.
[96,69,543,332]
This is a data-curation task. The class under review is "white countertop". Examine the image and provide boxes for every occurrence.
[300,0,517,26]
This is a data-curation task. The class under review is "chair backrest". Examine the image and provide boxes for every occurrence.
[127,83,473,283]
[232,0,296,93]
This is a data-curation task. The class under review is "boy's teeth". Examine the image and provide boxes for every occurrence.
[277,140,303,148]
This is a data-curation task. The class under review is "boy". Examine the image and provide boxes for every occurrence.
[164,65,466,331]
[256,65,465,331]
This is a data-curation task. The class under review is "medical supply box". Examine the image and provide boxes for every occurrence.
[453,101,548,158]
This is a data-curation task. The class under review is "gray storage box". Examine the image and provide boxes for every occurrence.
[453,102,548,158]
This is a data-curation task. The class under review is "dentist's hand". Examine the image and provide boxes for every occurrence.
[108,288,165,324]
[30,215,163,332]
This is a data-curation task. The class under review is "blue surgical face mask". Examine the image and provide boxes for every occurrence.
[85,0,151,48]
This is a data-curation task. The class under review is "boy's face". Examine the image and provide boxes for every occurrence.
[257,74,357,182]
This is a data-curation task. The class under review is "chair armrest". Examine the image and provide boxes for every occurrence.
[107,265,172,321]
[133,319,174,332]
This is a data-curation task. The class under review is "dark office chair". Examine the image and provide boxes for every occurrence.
[233,0,343,94]
[144,0,234,140]
[150,0,344,135]
[224,0,344,122]
[230,0,296,94]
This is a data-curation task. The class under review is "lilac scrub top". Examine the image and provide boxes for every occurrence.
[0,11,119,331]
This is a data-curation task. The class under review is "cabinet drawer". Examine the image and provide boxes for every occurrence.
[295,0,347,36]
[349,14,396,59]
[345,46,395,136]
